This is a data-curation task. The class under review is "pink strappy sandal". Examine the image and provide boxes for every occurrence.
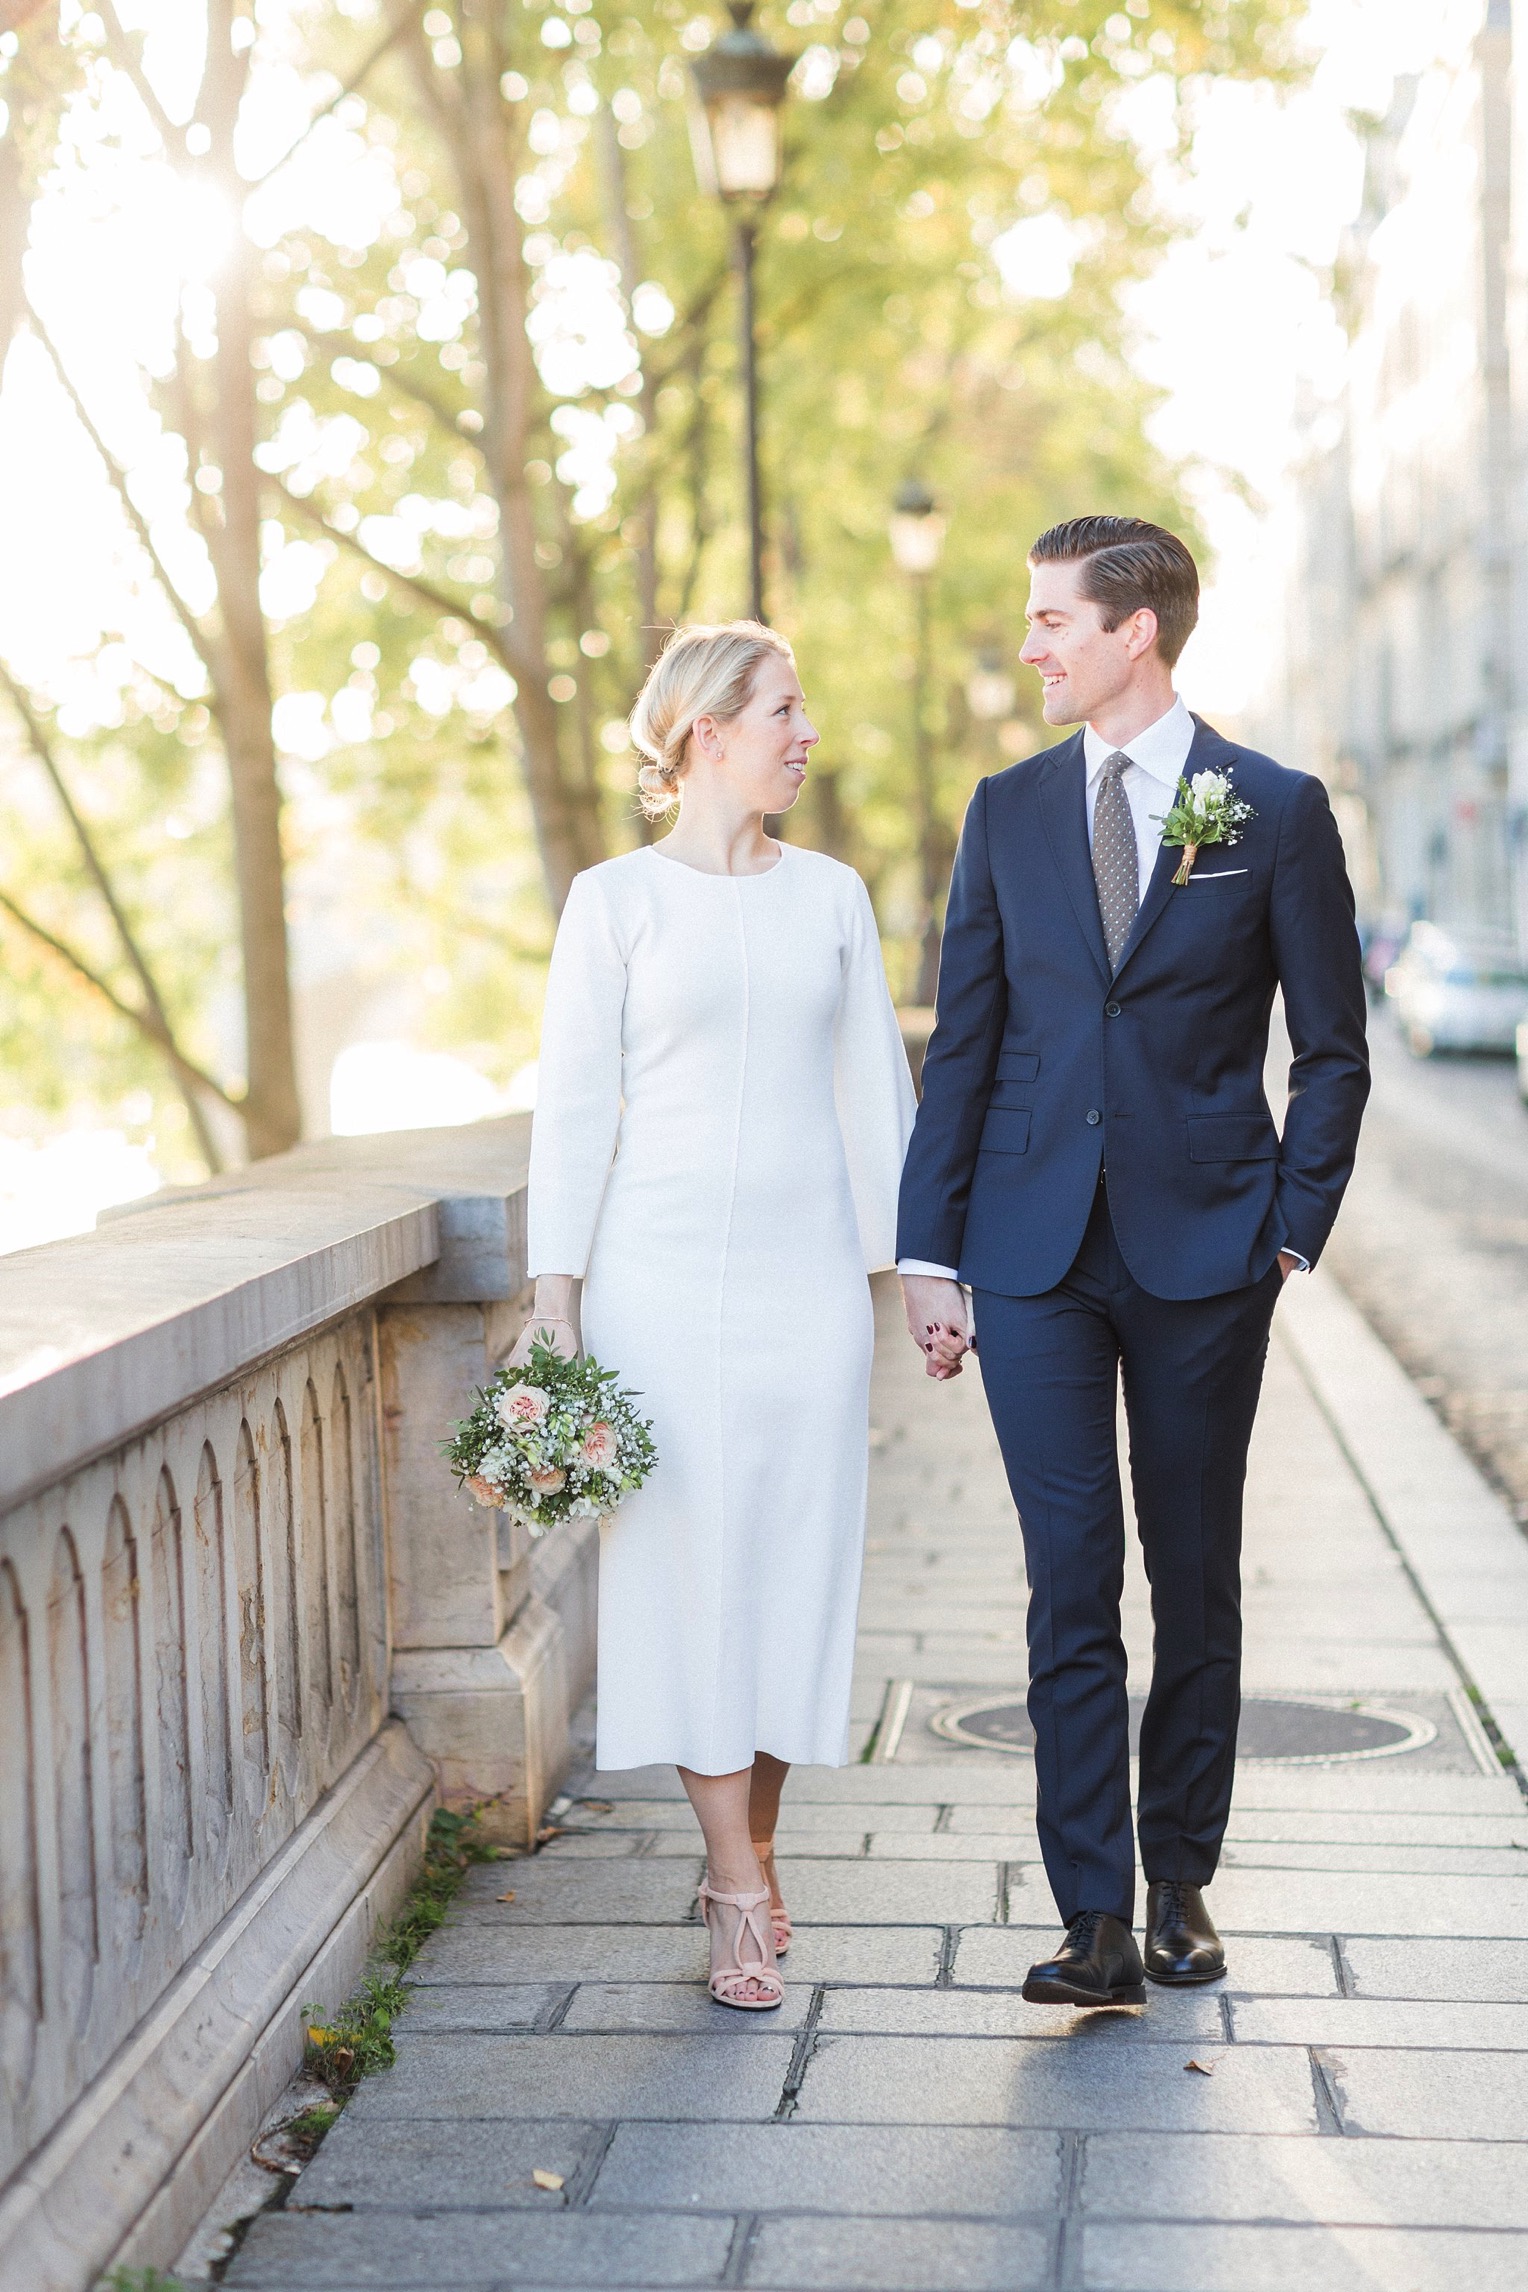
[697,1880,785,2011]
[756,1847,792,1958]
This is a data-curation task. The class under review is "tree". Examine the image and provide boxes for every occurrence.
[0,0,1304,1160]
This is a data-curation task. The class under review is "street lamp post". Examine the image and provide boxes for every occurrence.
[889,478,947,1005]
[689,3,791,623]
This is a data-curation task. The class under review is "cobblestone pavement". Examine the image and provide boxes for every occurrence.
[1323,1005,1528,1525]
[229,1279,1528,2292]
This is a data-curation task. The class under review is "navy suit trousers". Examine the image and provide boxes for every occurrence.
[974,1176,1282,1926]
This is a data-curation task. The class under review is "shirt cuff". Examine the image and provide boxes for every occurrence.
[1281,1249,1310,1272]
[898,1259,962,1281]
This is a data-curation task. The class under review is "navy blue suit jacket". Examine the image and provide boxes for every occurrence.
[896,718,1371,1300]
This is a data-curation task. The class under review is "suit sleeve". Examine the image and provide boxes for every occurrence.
[895,775,1009,1269]
[1268,773,1371,1266]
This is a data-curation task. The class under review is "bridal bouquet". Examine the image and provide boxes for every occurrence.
[444,1339,658,1538]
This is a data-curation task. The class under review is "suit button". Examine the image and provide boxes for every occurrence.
[1086,1109,1101,1126]
[1105,1001,1121,1018]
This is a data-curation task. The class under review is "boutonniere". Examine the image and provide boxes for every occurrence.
[1156,769,1255,886]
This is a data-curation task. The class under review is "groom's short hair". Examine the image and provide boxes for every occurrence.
[1028,516,1199,667]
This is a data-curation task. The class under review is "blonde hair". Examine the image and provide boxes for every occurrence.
[629,620,795,819]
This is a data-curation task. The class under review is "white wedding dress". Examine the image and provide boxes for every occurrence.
[527,842,915,1772]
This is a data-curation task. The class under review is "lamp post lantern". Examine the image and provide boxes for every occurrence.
[690,3,792,622]
[966,649,1017,723]
[889,479,947,1006]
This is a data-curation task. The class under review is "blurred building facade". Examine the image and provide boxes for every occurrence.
[1271,0,1515,945]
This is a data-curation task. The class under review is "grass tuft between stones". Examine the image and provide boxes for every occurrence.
[302,1805,498,2097]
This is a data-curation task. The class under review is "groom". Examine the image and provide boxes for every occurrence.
[897,516,1369,2006]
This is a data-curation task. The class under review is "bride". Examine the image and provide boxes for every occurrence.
[515,621,915,2009]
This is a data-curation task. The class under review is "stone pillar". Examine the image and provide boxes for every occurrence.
[378,1300,571,1849]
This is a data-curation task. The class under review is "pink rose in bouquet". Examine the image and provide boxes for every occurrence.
[529,1466,567,1495]
[582,1422,618,1469]
[496,1382,550,1430]
[466,1475,502,1509]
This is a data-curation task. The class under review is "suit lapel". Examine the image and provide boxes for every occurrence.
[1037,735,1111,986]
[1112,715,1236,981]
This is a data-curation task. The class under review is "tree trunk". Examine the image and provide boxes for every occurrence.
[411,1,606,911]
[195,0,301,1153]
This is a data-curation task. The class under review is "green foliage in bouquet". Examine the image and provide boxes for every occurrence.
[443,1339,658,1537]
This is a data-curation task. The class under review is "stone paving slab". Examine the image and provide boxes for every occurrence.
[756,1861,1005,1924]
[453,1862,702,1922]
[409,1923,715,1984]
[1230,1996,1528,2047]
[1076,2221,1528,2292]
[295,2118,604,2210]
[1218,1840,1528,1874]
[391,1984,571,2034]
[1323,2045,1528,2137]
[1079,2129,1528,2225]
[1221,1811,1528,1844]
[586,2122,1063,2214]
[1170,1866,1528,1935]
[1341,1934,1528,2000]
[791,2034,1321,2130]
[745,2215,1053,2291]
[343,2033,796,2122]
[258,1276,1528,2289]
[225,2210,734,2287]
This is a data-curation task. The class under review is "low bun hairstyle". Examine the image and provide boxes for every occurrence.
[628,620,795,819]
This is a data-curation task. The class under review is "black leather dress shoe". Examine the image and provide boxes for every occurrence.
[1144,1880,1226,1985]
[1022,1911,1145,2007]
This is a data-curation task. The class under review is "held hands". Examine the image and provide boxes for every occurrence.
[507,1274,582,1368]
[900,1273,972,1381]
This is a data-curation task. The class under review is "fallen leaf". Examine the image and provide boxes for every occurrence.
[536,1824,568,1844]
[531,2169,565,2191]
[580,1800,614,1814]
[1184,2059,1215,2076]
[496,1889,517,1903]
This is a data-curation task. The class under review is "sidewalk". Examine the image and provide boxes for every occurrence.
[223,1276,1528,2292]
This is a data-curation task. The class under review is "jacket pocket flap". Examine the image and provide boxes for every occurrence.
[995,1051,1040,1081]
[1186,1114,1279,1163]
[979,1106,1032,1155]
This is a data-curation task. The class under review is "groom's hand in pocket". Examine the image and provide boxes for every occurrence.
[900,1275,971,1380]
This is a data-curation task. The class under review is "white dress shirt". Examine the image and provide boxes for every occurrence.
[1081,693,1194,889]
[898,696,1307,1284]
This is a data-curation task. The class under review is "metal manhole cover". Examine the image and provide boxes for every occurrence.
[930,1694,1438,1765]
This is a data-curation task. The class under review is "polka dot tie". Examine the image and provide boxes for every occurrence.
[1092,749,1139,973]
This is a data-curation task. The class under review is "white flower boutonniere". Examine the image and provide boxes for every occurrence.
[1156,768,1255,887]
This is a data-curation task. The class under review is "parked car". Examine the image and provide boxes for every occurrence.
[1383,922,1528,1057]
[1361,917,1407,1000]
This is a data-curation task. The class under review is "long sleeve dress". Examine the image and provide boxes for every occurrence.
[526,842,916,1773]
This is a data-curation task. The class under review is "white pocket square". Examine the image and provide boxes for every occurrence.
[1189,869,1249,881]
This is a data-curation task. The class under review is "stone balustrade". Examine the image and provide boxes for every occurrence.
[0,1120,593,2292]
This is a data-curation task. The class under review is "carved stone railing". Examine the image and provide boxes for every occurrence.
[0,1120,593,2292]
